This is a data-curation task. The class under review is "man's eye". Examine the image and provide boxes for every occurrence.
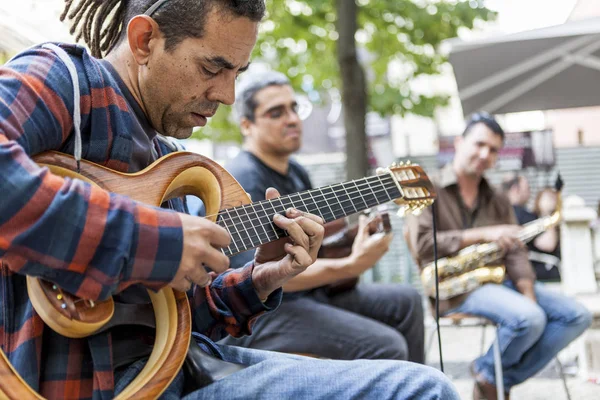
[268,110,283,119]
[202,67,218,77]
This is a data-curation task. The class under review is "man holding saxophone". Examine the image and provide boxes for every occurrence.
[406,111,591,400]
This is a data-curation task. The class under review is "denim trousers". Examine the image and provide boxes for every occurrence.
[220,283,425,363]
[447,281,592,390]
[115,337,459,399]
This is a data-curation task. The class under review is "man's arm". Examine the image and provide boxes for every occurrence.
[282,215,393,292]
[190,189,326,339]
[406,206,471,264]
[189,262,282,340]
[0,50,186,300]
[406,204,526,265]
[532,228,559,253]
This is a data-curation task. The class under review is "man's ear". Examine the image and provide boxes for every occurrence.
[126,15,161,66]
[240,117,253,138]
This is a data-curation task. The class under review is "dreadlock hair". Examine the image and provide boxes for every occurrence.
[60,0,266,59]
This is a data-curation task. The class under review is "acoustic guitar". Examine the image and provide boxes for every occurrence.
[0,153,435,399]
[320,210,392,296]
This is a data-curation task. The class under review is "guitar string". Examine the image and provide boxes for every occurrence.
[218,192,397,254]
[215,179,403,253]
[218,182,401,245]
[203,174,400,224]
[217,179,398,238]
[200,174,397,221]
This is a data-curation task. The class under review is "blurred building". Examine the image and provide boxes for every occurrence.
[543,0,600,148]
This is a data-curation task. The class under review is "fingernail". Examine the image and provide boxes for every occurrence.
[287,208,300,217]
[274,213,283,220]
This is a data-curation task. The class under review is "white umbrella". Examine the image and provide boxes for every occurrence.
[448,17,600,115]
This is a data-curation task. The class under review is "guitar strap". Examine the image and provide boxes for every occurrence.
[42,43,83,171]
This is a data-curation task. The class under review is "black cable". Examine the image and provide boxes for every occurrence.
[431,201,444,372]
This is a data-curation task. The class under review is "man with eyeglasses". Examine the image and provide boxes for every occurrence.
[406,112,591,400]
[0,0,459,399]
[219,70,426,365]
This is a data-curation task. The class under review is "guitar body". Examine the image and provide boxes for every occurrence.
[0,151,253,400]
[321,212,392,296]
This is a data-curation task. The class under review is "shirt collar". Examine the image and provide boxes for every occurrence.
[439,162,494,197]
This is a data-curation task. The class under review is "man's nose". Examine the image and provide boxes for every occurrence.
[479,147,491,159]
[287,108,301,124]
[207,76,235,105]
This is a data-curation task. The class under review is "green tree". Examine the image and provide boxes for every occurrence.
[195,0,495,176]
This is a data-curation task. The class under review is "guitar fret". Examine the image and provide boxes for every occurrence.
[384,175,402,199]
[322,191,337,220]
[350,180,369,211]
[339,182,358,214]
[266,200,287,237]
[364,178,382,208]
[233,207,258,249]
[217,218,238,255]
[242,204,265,249]
[222,209,242,254]
[315,186,338,221]
[307,189,332,220]
[300,191,321,216]
[276,197,287,214]
[294,192,310,213]
[256,202,278,245]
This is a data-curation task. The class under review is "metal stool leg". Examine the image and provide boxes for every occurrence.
[493,326,505,400]
[554,356,572,400]
[480,323,487,356]
[425,325,438,362]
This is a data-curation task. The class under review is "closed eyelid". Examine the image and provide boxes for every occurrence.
[204,56,251,73]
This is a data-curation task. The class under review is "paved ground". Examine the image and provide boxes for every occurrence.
[425,324,600,399]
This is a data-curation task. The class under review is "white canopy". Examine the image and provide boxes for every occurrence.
[447,17,600,115]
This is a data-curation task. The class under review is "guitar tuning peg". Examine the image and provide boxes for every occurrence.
[376,167,387,175]
[390,162,397,167]
[412,207,424,216]
[398,161,405,166]
[396,205,409,217]
[406,160,412,165]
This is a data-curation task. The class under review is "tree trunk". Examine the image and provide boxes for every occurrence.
[336,0,368,181]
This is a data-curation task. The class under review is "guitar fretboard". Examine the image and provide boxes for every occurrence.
[217,174,402,256]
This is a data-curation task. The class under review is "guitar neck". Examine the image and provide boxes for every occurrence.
[218,174,402,256]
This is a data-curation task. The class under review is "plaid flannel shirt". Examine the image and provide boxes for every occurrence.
[0,43,280,400]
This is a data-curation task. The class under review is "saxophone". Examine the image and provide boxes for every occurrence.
[420,210,561,300]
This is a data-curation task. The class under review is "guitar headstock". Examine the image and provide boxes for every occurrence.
[377,161,436,216]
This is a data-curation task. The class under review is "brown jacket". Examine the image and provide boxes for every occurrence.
[405,163,535,313]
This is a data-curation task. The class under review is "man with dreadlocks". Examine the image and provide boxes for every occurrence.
[0,0,459,399]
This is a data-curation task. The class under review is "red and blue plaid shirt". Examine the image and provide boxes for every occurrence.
[0,43,280,399]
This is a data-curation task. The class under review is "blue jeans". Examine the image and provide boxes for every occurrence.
[115,336,459,399]
[220,284,425,363]
[447,281,592,390]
